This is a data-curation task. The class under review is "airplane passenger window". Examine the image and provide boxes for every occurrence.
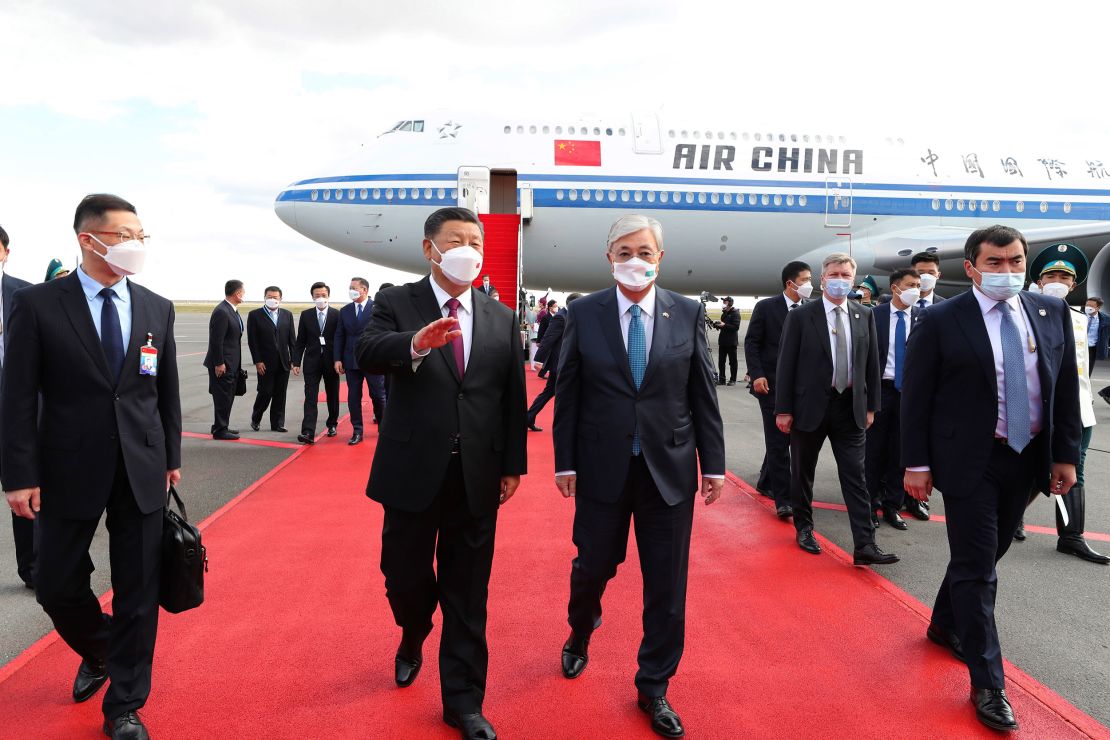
[799,195,807,207]
[723,193,732,205]
[668,130,676,138]
[1064,202,1072,214]
[569,126,576,134]
[595,189,603,201]
[556,190,564,201]
[606,128,613,136]
[398,189,406,200]
[348,189,355,200]
[323,190,330,200]
[968,201,976,212]
[530,125,537,134]
[1040,201,1048,213]
[716,131,723,140]
[931,199,939,210]
[839,137,846,144]
[1016,201,1024,212]
[980,200,988,211]
[729,132,737,140]
[754,133,761,141]
[748,194,757,205]
[582,190,591,201]
[944,199,952,210]
[311,190,319,201]
[697,192,706,204]
[543,126,550,134]
[685,192,695,204]
[504,126,511,134]
[897,138,904,145]
[424,188,432,199]
[761,194,770,206]
[555,126,563,134]
[593,127,601,135]
[621,190,630,202]
[334,189,342,200]
[786,194,795,206]
[360,189,367,200]
[956,200,964,211]
[634,191,643,202]
[646,191,656,203]
[992,200,1000,212]
[710,192,719,204]
[791,134,797,142]
[618,128,626,136]
[373,188,381,199]
[413,121,424,132]
[450,189,458,200]
[778,134,785,142]
[516,125,524,134]
[803,135,810,143]
[608,190,616,202]
[569,189,578,201]
[774,194,782,206]
[410,188,418,199]
[693,131,701,139]
[660,192,670,203]
[383,189,392,201]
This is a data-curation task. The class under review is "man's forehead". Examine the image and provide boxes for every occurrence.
[980,241,1025,257]
[612,229,657,250]
[438,221,482,238]
[99,210,142,229]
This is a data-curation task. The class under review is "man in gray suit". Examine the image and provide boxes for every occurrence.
[775,252,898,565]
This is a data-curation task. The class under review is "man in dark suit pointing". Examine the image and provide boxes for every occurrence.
[553,215,725,738]
[2,194,181,740]
[203,279,245,440]
[357,207,526,740]
[902,225,1080,732]
[247,286,296,433]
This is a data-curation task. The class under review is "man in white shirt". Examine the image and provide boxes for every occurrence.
[911,252,946,307]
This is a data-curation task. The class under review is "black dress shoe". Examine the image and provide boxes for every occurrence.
[1057,537,1110,564]
[297,433,315,445]
[103,711,149,740]
[22,579,34,590]
[883,510,909,530]
[227,428,239,435]
[871,511,881,529]
[1013,522,1026,541]
[443,710,496,740]
[853,543,899,565]
[271,426,288,433]
[326,426,337,437]
[904,498,930,521]
[395,630,426,687]
[971,688,1018,732]
[212,431,240,440]
[726,380,736,386]
[776,504,793,519]
[561,632,590,678]
[528,423,543,432]
[637,694,685,738]
[250,422,260,432]
[1101,388,1110,406]
[796,529,821,554]
[73,659,108,703]
[348,433,363,445]
[926,622,966,663]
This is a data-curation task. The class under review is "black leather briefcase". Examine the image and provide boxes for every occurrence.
[160,486,207,614]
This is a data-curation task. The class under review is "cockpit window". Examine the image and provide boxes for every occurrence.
[383,120,425,134]
[413,120,424,132]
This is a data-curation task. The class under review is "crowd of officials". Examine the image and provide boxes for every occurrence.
[0,197,1103,738]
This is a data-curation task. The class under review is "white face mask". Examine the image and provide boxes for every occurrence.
[89,234,147,277]
[793,280,813,299]
[612,257,659,289]
[314,297,329,310]
[897,287,922,306]
[823,278,852,298]
[1040,282,1069,300]
[348,289,362,301]
[972,267,1025,301]
[431,241,483,286]
[265,298,280,310]
[918,273,938,292]
[1085,306,1097,316]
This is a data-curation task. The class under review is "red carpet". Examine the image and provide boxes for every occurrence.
[1,371,1107,739]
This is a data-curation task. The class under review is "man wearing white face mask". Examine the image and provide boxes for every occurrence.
[356,207,526,740]
[203,280,245,440]
[911,252,946,307]
[902,225,1080,731]
[246,286,296,433]
[334,277,386,444]
[2,194,181,740]
[292,282,340,445]
[552,215,724,739]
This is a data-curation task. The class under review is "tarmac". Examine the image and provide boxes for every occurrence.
[0,307,1108,729]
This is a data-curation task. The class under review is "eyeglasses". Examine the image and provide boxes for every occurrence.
[88,230,151,245]
[611,249,660,262]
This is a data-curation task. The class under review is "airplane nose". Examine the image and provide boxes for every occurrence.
[274,192,298,229]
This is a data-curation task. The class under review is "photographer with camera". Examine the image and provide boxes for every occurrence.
[714,296,741,386]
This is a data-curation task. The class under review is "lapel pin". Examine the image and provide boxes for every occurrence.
[1038,308,1047,316]
[662,311,670,319]
[853,313,859,319]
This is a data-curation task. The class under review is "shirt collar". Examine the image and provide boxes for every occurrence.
[783,292,798,308]
[429,276,473,314]
[77,265,129,305]
[822,295,847,314]
[972,284,1022,316]
[616,285,656,318]
[225,298,239,312]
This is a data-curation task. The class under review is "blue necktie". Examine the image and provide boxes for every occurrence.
[318,311,325,333]
[99,288,125,383]
[269,310,278,326]
[918,299,927,309]
[356,303,363,320]
[998,302,1031,452]
[628,304,647,455]
[893,310,906,391]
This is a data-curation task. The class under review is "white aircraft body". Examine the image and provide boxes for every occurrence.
[274,113,1110,297]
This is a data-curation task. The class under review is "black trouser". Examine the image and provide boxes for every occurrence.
[789,389,874,550]
[346,369,386,433]
[36,454,162,719]
[11,513,37,586]
[931,435,1039,689]
[568,455,695,698]
[717,345,738,383]
[526,367,558,424]
[380,456,497,715]
[208,368,237,435]
[301,365,340,435]
[251,366,290,429]
[1088,347,1096,373]
[755,393,791,507]
[866,381,905,514]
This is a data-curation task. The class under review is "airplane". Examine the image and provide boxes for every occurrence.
[274,112,1110,301]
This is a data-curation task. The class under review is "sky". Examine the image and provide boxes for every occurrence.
[1,0,1107,299]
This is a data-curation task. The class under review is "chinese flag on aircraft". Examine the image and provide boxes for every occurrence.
[554,139,601,166]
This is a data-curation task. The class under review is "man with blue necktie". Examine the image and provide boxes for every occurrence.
[335,277,386,445]
[246,286,296,433]
[203,280,245,440]
[292,282,340,445]
[865,268,921,530]
[902,225,1081,732]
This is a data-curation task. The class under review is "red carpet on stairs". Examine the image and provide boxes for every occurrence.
[1,371,1107,739]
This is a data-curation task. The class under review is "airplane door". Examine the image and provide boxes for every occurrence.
[458,166,490,214]
[632,113,663,154]
[825,177,852,228]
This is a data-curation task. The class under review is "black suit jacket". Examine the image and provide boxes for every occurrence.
[872,301,919,378]
[717,306,741,347]
[744,295,791,390]
[553,286,725,505]
[901,289,1081,499]
[1094,310,1110,362]
[247,307,295,370]
[334,299,374,369]
[203,300,243,371]
[292,307,339,374]
[356,276,527,516]
[535,308,567,365]
[775,298,881,431]
[1,272,181,519]
[0,272,32,474]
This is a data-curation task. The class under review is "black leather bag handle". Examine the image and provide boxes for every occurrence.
[166,485,188,521]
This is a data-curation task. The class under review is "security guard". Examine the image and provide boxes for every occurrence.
[1020,243,1109,563]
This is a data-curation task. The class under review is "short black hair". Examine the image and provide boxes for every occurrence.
[225,280,243,297]
[73,193,136,234]
[1087,297,1104,307]
[482,274,490,279]
[889,268,919,287]
[351,277,369,291]
[781,260,811,288]
[264,285,282,297]
[547,299,557,308]
[0,224,8,249]
[424,207,483,239]
[910,252,941,268]
[310,281,330,297]
[566,292,582,304]
[964,225,1028,264]
[379,282,394,291]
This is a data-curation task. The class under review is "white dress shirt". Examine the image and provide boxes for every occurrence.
[411,277,474,370]
[823,295,853,388]
[883,302,913,381]
[77,265,132,348]
[971,286,1044,439]
[918,291,937,307]
[783,292,801,311]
